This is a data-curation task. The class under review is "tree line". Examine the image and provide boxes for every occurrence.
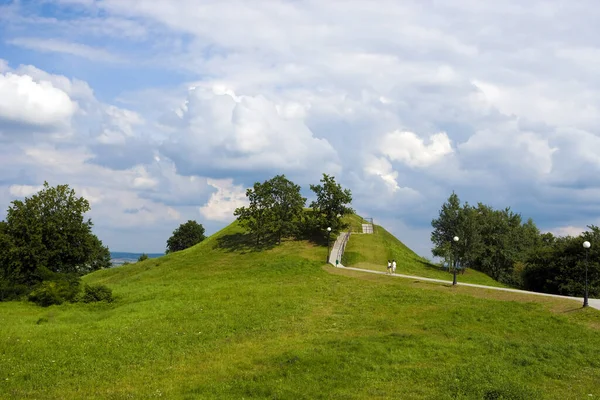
[431,192,599,296]
[234,173,353,245]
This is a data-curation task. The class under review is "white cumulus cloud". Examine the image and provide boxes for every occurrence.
[199,178,248,222]
[380,131,454,168]
[0,72,76,128]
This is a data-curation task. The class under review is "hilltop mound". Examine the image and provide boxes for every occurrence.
[1,214,599,399]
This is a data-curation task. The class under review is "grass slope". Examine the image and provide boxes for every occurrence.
[1,219,599,399]
[342,217,507,287]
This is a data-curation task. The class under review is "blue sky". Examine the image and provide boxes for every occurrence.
[1,0,600,256]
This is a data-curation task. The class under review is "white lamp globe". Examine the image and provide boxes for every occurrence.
[453,236,459,242]
[583,241,591,249]
[327,227,332,232]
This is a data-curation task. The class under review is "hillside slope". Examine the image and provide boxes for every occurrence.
[342,216,507,287]
[0,217,599,399]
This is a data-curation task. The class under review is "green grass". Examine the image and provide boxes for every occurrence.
[342,222,508,287]
[1,219,599,399]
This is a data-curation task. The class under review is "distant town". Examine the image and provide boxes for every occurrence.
[110,252,164,266]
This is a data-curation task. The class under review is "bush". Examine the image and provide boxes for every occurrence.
[81,284,113,303]
[0,279,28,301]
[27,273,82,307]
[138,253,149,262]
[28,281,67,307]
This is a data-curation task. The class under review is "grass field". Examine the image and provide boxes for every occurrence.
[1,218,599,399]
[342,217,508,288]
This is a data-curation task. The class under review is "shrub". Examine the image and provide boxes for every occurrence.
[138,253,149,262]
[28,281,66,307]
[0,278,29,301]
[27,273,82,307]
[81,284,113,303]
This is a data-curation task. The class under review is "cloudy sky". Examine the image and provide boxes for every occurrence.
[1,0,600,256]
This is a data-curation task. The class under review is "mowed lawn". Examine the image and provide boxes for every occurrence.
[0,221,599,399]
[342,220,508,288]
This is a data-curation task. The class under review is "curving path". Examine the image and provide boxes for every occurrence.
[328,232,600,311]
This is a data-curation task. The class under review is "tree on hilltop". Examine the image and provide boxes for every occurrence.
[309,173,353,235]
[269,175,306,244]
[166,220,206,253]
[234,180,274,246]
[234,175,306,245]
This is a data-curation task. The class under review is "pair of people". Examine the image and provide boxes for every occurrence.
[386,259,396,275]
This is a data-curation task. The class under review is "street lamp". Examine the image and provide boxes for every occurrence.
[326,227,332,264]
[452,236,459,286]
[583,241,591,308]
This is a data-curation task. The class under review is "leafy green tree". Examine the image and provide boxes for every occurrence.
[309,174,353,234]
[431,194,541,283]
[522,232,562,293]
[138,253,149,262]
[523,227,600,296]
[234,180,274,245]
[1,182,110,286]
[454,203,484,274]
[431,191,462,271]
[268,175,306,244]
[166,220,206,253]
[476,207,523,281]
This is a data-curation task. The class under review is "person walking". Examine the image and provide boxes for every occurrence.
[387,260,391,275]
[392,259,397,275]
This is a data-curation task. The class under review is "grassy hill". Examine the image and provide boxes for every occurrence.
[341,215,508,287]
[1,217,599,399]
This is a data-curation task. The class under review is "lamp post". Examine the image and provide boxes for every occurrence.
[326,227,332,264]
[583,241,591,308]
[452,236,459,286]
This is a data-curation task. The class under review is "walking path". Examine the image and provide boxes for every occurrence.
[328,233,600,311]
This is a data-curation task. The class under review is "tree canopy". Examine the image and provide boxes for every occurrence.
[234,173,354,245]
[234,175,306,245]
[166,220,206,253]
[0,182,110,287]
[309,173,353,234]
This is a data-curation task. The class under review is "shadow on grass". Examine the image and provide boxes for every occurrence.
[416,259,470,276]
[214,233,277,253]
[215,229,330,254]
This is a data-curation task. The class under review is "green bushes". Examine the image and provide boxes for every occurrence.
[81,284,113,303]
[26,278,113,307]
[27,274,81,306]
[0,279,28,301]
[28,281,69,307]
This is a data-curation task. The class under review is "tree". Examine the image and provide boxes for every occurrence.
[476,207,522,282]
[166,220,206,253]
[268,175,306,244]
[138,253,149,262]
[431,194,540,283]
[454,202,484,274]
[1,182,110,286]
[523,227,600,297]
[309,174,353,234]
[234,180,274,245]
[431,191,462,271]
